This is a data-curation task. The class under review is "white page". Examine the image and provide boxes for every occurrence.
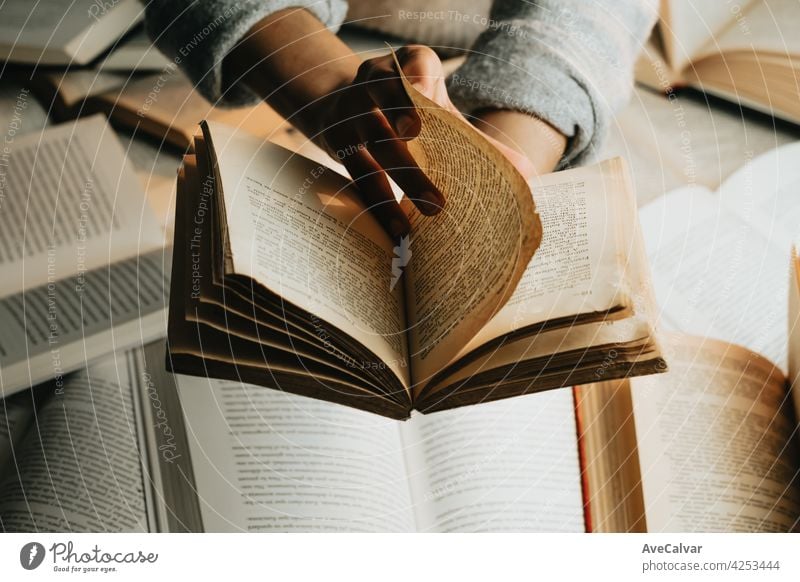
[602,86,796,203]
[0,354,148,532]
[401,390,585,532]
[640,142,800,369]
[176,377,416,532]
[0,114,163,299]
[662,0,747,70]
[0,0,142,65]
[700,0,800,58]
[0,249,169,398]
[177,376,584,532]
[0,391,35,475]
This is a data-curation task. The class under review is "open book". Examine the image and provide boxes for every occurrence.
[167,77,664,419]
[0,114,166,397]
[578,142,800,532]
[2,331,797,533]
[637,0,800,124]
[95,25,172,72]
[578,333,800,532]
[0,0,142,66]
[30,69,288,151]
[639,141,800,369]
[0,353,151,531]
[0,344,587,532]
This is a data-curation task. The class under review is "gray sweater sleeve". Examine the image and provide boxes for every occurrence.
[144,0,348,107]
[145,0,656,166]
[447,0,658,167]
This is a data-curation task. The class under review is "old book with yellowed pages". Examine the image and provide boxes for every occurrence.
[29,69,287,151]
[166,80,665,419]
[636,0,800,124]
[578,149,800,530]
[577,333,800,533]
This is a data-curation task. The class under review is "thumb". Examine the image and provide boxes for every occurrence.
[396,45,445,101]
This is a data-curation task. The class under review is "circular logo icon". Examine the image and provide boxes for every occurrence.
[20,542,46,570]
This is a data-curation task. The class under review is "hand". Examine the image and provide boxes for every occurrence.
[313,45,537,237]
[226,10,548,238]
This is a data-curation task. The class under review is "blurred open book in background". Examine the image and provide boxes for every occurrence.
[637,0,800,124]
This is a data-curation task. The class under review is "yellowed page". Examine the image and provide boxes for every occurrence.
[577,380,647,533]
[435,316,654,390]
[205,121,410,388]
[392,57,540,386]
[459,158,631,355]
[631,334,800,532]
[101,71,285,148]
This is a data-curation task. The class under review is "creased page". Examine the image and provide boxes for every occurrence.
[0,114,163,299]
[401,389,584,532]
[632,335,800,532]
[0,355,148,532]
[205,122,409,386]
[175,375,415,532]
[391,56,541,387]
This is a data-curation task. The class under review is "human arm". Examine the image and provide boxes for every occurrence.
[145,3,542,236]
[449,0,659,168]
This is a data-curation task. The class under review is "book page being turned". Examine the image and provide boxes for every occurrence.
[390,54,541,386]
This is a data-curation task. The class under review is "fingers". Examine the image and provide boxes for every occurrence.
[318,45,450,235]
[349,100,444,216]
[394,45,445,99]
[356,45,447,138]
[354,56,419,139]
[341,147,412,239]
